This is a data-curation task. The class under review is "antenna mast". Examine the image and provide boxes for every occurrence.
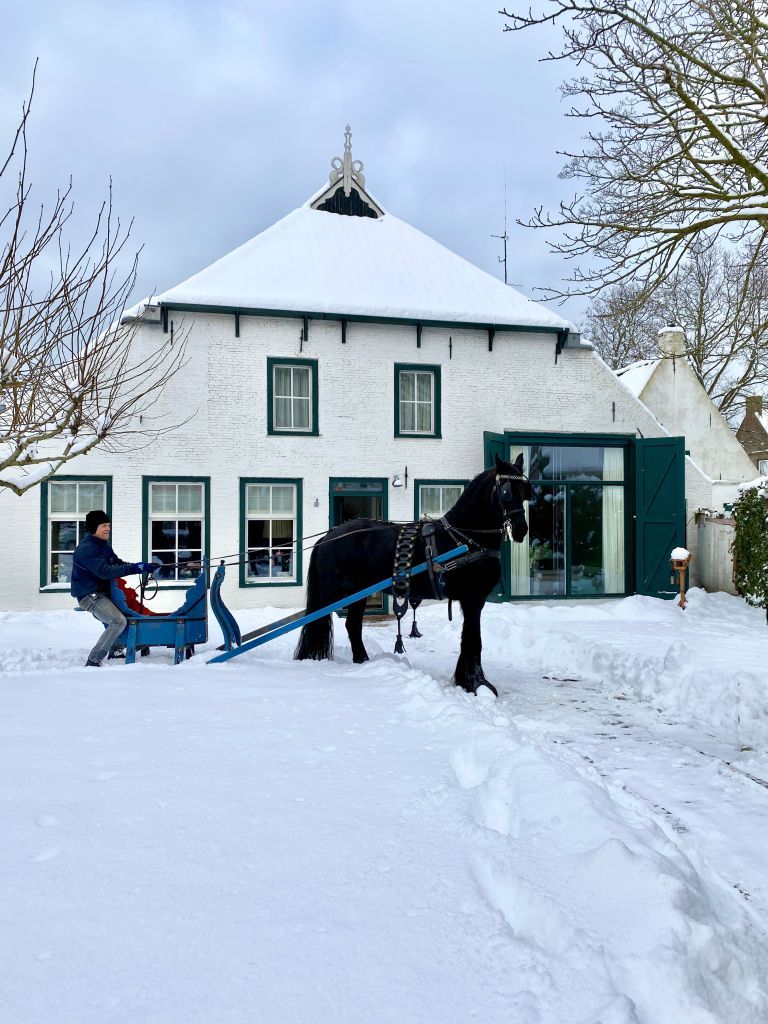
[491,174,509,285]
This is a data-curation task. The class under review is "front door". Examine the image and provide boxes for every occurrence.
[329,478,388,613]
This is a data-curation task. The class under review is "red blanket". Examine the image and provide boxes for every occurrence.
[116,578,162,616]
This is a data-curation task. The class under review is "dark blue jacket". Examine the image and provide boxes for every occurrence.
[70,534,138,599]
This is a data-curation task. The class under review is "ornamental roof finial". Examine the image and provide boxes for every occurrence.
[329,124,366,196]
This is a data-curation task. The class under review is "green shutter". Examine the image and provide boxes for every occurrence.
[634,437,686,598]
[483,431,510,602]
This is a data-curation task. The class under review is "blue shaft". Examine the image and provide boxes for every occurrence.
[207,543,468,665]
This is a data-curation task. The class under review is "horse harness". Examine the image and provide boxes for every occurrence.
[390,470,529,653]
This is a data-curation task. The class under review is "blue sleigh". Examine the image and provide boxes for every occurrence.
[107,563,240,665]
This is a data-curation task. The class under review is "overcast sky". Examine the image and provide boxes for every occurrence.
[1,1,587,324]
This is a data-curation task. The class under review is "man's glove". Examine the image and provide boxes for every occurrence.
[136,562,158,575]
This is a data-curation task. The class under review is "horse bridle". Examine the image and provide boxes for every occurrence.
[494,471,532,536]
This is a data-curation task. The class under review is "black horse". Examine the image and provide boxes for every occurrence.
[294,454,531,696]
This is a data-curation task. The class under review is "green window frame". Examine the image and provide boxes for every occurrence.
[142,476,210,588]
[39,475,112,590]
[267,358,319,436]
[413,479,468,520]
[500,432,632,601]
[394,364,441,438]
[240,478,303,587]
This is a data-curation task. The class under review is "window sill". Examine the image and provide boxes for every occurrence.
[267,430,320,437]
[39,585,71,594]
[395,432,442,440]
[241,579,300,588]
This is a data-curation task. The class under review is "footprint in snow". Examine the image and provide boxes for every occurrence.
[36,815,59,829]
[33,847,60,863]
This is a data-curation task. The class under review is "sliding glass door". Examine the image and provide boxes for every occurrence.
[509,441,627,598]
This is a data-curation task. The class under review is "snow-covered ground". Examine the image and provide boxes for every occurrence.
[2,589,767,1024]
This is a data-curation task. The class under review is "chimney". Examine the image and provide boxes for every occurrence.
[745,395,763,417]
[658,325,686,356]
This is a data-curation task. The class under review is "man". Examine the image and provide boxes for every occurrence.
[71,510,156,667]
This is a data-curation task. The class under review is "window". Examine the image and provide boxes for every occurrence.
[267,358,318,435]
[394,364,441,438]
[507,441,626,599]
[40,477,111,588]
[240,479,302,586]
[143,478,209,582]
[415,480,467,519]
[759,459,768,475]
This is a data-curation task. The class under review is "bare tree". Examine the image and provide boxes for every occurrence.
[583,280,663,367]
[583,239,768,421]
[500,1,768,300]
[0,68,187,497]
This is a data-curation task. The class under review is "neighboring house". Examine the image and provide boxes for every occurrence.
[0,132,741,611]
[615,327,759,593]
[736,396,768,474]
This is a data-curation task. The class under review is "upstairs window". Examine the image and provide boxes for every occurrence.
[267,358,318,435]
[395,364,441,438]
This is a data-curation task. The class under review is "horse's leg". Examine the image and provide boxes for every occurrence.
[345,599,370,664]
[451,596,498,697]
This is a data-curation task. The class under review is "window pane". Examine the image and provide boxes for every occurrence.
[248,520,269,547]
[416,373,432,402]
[177,484,202,514]
[50,482,77,514]
[400,401,415,432]
[248,485,270,515]
[247,548,270,577]
[178,520,202,548]
[420,486,440,515]
[51,552,73,584]
[416,403,432,432]
[178,552,202,578]
[77,482,106,512]
[292,398,310,430]
[271,549,294,577]
[274,366,292,397]
[152,521,177,549]
[151,484,177,514]
[151,553,176,580]
[275,396,291,430]
[51,520,77,551]
[442,486,462,510]
[526,484,567,597]
[293,367,310,398]
[271,518,294,545]
[571,484,605,595]
[400,372,415,402]
[271,486,294,514]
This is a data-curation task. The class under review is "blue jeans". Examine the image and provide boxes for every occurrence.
[78,593,127,664]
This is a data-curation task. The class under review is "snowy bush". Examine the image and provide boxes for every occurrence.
[732,479,768,619]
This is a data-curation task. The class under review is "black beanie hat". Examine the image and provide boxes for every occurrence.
[85,509,111,534]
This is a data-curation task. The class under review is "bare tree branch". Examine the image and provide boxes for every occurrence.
[0,71,189,497]
[500,0,768,299]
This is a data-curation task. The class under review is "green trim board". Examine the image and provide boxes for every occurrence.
[142,476,211,590]
[39,475,113,592]
[394,363,442,438]
[412,479,470,520]
[239,478,304,588]
[266,357,319,436]
[159,301,568,339]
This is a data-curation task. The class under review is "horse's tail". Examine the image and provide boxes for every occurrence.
[294,544,333,661]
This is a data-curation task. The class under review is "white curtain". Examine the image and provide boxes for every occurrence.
[602,448,625,594]
[509,445,531,596]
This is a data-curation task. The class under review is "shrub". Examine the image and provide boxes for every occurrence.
[732,480,768,622]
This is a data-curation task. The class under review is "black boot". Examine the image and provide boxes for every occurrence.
[85,658,102,668]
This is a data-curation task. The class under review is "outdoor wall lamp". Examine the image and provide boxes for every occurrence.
[392,468,408,488]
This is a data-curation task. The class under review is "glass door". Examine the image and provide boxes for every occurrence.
[329,478,388,613]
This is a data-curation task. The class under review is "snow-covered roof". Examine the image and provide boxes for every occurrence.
[155,201,571,331]
[615,359,659,397]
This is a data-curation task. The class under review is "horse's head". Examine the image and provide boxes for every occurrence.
[493,453,531,543]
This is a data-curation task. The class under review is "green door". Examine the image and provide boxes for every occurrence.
[483,431,511,602]
[634,437,686,597]
[329,478,388,613]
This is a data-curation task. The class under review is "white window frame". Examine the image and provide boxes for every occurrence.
[399,369,435,435]
[146,479,207,583]
[416,482,466,519]
[43,478,108,588]
[244,481,299,584]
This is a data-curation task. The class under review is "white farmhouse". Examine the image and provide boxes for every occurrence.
[1,132,752,612]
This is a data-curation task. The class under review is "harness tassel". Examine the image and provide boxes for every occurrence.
[394,618,406,654]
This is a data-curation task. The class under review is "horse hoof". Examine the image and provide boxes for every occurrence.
[476,681,498,699]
